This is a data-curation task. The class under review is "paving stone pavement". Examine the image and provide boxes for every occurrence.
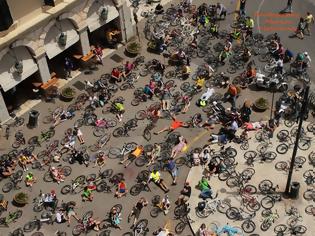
[187,121,315,236]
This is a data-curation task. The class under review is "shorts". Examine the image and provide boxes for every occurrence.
[171,168,178,178]
[179,195,189,202]
[67,210,76,217]
[119,189,126,193]
[154,178,163,185]
[132,208,141,218]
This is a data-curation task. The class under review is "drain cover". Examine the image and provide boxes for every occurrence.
[72,81,86,91]
[110,54,124,63]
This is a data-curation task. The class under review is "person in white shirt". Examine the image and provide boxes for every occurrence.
[275,58,284,74]
[304,52,311,67]
[204,63,215,78]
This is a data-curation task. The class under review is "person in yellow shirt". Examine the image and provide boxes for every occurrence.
[195,76,205,90]
[106,28,120,48]
[182,65,191,80]
[304,12,314,36]
[119,145,144,168]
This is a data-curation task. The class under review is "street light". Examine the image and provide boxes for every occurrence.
[283,85,310,198]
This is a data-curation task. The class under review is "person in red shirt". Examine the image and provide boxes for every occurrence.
[154,115,189,135]
[111,67,122,83]
[222,84,238,109]
[115,179,128,198]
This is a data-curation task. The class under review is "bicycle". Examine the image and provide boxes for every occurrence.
[0,210,23,227]
[23,213,54,232]
[260,194,282,209]
[134,219,149,236]
[93,118,117,137]
[275,157,306,173]
[260,209,279,231]
[174,212,194,234]
[142,121,155,141]
[309,151,315,167]
[225,207,256,233]
[108,142,137,159]
[209,222,244,236]
[43,165,72,183]
[244,150,277,166]
[99,204,122,230]
[150,195,165,218]
[196,199,230,218]
[11,131,26,149]
[274,224,307,235]
[2,170,23,193]
[61,175,86,195]
[258,179,279,194]
[130,171,151,196]
[72,211,94,236]
[112,119,138,137]
[88,133,111,152]
[42,107,63,124]
[28,128,55,146]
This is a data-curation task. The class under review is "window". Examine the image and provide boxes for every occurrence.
[44,0,55,7]
[0,0,13,31]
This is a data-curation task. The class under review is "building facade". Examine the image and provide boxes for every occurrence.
[0,0,134,123]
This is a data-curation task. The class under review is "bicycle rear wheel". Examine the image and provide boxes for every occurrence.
[135,156,148,167]
[72,225,84,236]
[276,143,288,154]
[113,127,124,137]
[23,221,37,232]
[62,166,72,176]
[258,179,273,194]
[93,127,106,137]
[261,196,275,209]
[61,185,71,195]
[150,207,161,218]
[226,207,239,220]
[2,182,13,193]
[130,184,142,196]
[108,147,121,159]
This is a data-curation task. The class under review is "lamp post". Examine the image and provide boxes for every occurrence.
[283,85,309,198]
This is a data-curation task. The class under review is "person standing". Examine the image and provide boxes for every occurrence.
[64,57,74,79]
[282,0,293,13]
[304,12,314,36]
[93,45,103,65]
[165,158,178,185]
[239,0,246,17]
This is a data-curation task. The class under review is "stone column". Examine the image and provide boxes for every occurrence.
[35,52,51,83]
[0,91,10,123]
[78,26,90,55]
[117,1,134,42]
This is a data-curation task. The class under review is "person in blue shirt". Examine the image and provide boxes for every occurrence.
[165,159,178,185]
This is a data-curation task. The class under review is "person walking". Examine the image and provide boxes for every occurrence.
[295,17,305,39]
[304,12,314,36]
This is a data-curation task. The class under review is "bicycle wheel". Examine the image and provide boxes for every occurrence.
[260,221,271,231]
[11,228,24,236]
[11,140,21,149]
[23,221,37,232]
[265,151,277,161]
[175,221,186,234]
[130,184,142,196]
[61,166,72,176]
[33,203,44,212]
[242,168,256,179]
[284,119,295,128]
[247,200,261,212]
[275,161,288,171]
[96,181,111,192]
[298,138,311,150]
[143,128,151,141]
[43,172,53,182]
[131,98,140,106]
[108,147,121,159]
[305,205,315,215]
[223,157,235,167]
[303,190,315,201]
[292,225,307,234]
[307,123,315,133]
[226,207,239,220]
[244,184,257,194]
[274,224,287,234]
[218,172,231,181]
[150,207,161,218]
[261,196,275,209]
[134,219,148,233]
[244,151,257,160]
[276,143,288,154]
[180,82,190,92]
[93,127,105,137]
[242,220,256,233]
[135,110,146,120]
[113,127,124,137]
[277,130,289,141]
[2,182,13,193]
[135,156,147,167]
[61,185,71,195]
[258,179,273,194]
[226,177,238,188]
[99,230,111,236]
[72,225,83,236]
[226,147,237,158]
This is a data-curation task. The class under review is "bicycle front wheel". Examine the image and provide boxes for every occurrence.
[150,207,161,218]
[130,184,142,196]
[113,127,124,137]
[23,221,37,232]
[276,143,288,154]
[261,196,275,209]
[242,220,256,233]
[175,221,186,234]
[72,224,84,236]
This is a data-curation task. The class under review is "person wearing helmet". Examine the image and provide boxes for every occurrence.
[303,52,311,68]
[25,172,36,187]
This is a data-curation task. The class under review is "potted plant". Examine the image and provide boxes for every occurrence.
[13,192,29,206]
[99,7,108,21]
[14,61,23,74]
[58,32,67,47]
[254,97,269,111]
[60,87,76,102]
[125,41,141,55]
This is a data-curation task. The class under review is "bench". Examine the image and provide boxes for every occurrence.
[41,73,58,90]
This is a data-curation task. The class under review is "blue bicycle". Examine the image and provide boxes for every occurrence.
[210,222,244,236]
